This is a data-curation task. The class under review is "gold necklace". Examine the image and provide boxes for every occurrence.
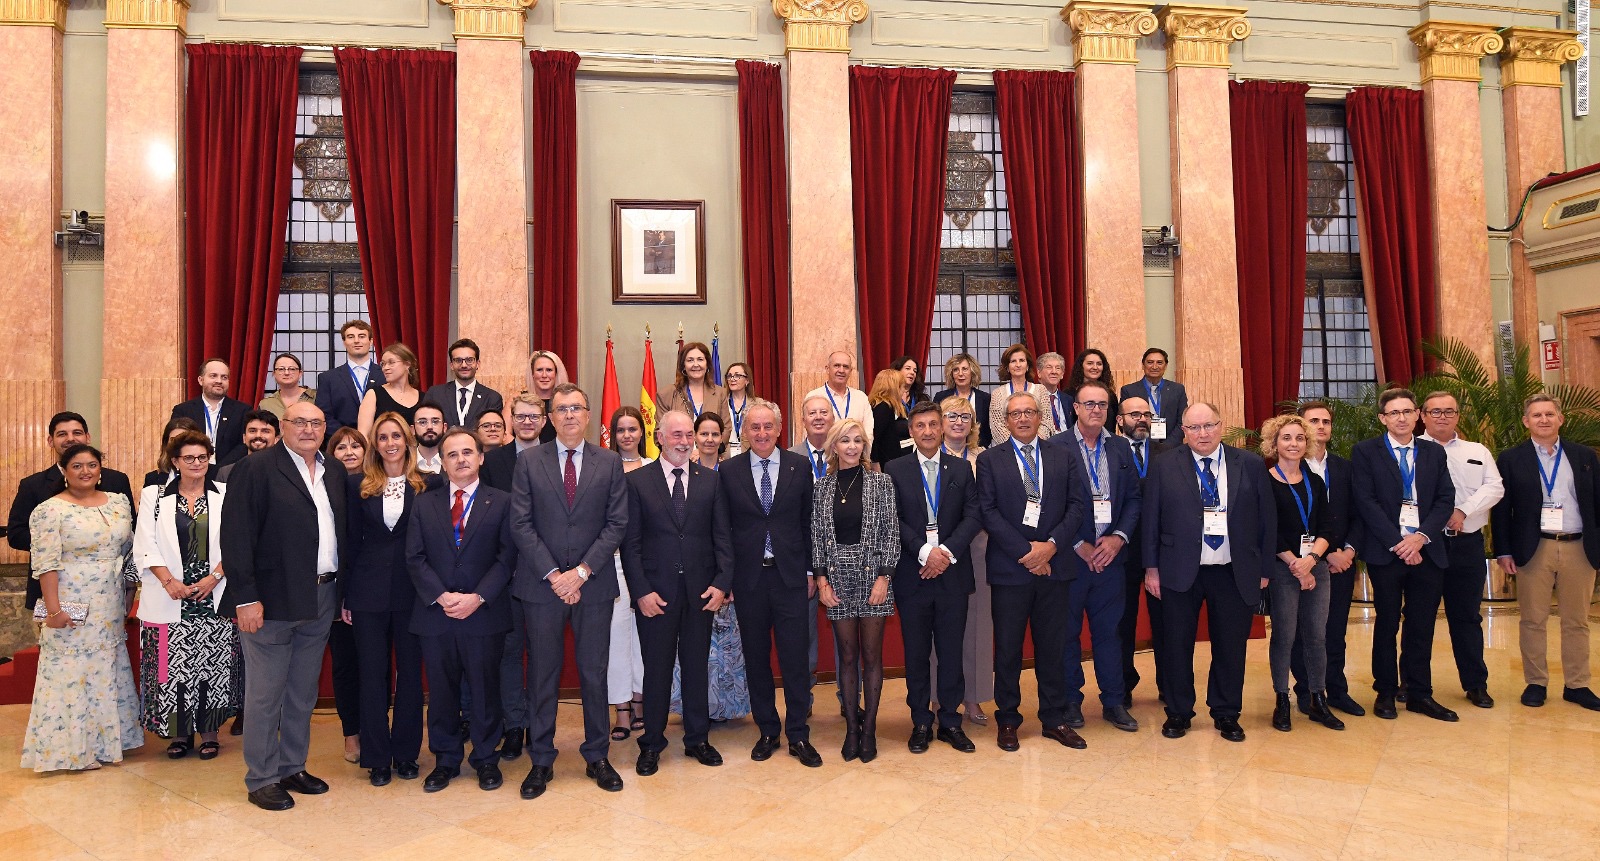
[838,468,862,504]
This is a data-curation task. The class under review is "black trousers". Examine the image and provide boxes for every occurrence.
[898,583,968,729]
[1438,531,1489,692]
[1368,558,1446,698]
[1292,564,1356,701]
[1120,563,1164,700]
[637,594,715,753]
[732,564,812,743]
[524,597,613,766]
[350,606,424,769]
[991,578,1071,729]
[1159,564,1252,720]
[327,616,362,737]
[419,629,505,771]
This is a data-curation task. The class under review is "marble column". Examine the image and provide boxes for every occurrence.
[1064,1,1155,389]
[774,0,866,422]
[442,0,533,397]
[101,0,188,488]
[1158,4,1248,429]
[1499,27,1583,351]
[0,1,67,563]
[1408,21,1503,370]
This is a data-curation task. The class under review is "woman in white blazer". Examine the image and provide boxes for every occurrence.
[133,430,240,760]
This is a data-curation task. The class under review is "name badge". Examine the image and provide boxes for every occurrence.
[1093,497,1112,525]
[1299,534,1315,558]
[1150,418,1168,440]
[925,526,940,547]
[1023,498,1042,528]
[900,437,914,449]
[1399,502,1420,530]
[1542,504,1565,532]
[727,438,742,456]
[1203,508,1227,537]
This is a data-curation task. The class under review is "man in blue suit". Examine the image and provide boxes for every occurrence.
[407,428,517,792]
[1350,387,1458,722]
[315,320,378,438]
[1050,380,1141,734]
[976,391,1090,752]
[1142,402,1276,743]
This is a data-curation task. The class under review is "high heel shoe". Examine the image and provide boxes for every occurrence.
[841,732,860,762]
[1308,693,1346,731]
[1272,692,1292,732]
[858,734,878,763]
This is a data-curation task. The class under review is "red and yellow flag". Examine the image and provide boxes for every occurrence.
[640,336,661,458]
[599,335,621,449]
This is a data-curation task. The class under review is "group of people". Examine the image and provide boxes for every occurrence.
[9,326,1599,814]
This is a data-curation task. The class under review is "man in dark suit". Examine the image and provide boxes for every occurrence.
[8,411,135,610]
[1290,402,1366,716]
[1115,395,1168,707]
[172,358,249,465]
[407,428,517,792]
[1053,381,1141,733]
[315,319,378,438]
[789,394,834,708]
[886,402,982,754]
[1142,402,1275,742]
[1118,348,1188,445]
[425,338,506,431]
[621,410,736,775]
[976,390,1090,751]
[483,393,544,493]
[724,399,823,767]
[1350,387,1458,722]
[1493,394,1600,711]
[220,401,347,811]
[509,383,629,798]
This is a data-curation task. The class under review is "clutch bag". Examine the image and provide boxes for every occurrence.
[33,601,89,624]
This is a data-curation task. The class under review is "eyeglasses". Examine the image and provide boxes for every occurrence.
[1181,421,1223,433]
[175,454,210,465]
[1423,408,1458,418]
[725,372,748,380]
[1381,409,1418,419]
[413,417,445,428]
[272,366,299,373]
[512,414,546,424]
[1122,411,1154,421]
[285,418,325,429]
[943,412,973,422]
[553,404,587,416]
[1006,409,1039,420]
[1077,401,1109,411]
[477,422,505,432]
[449,357,478,365]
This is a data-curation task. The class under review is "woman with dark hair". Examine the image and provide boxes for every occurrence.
[260,352,316,418]
[327,426,368,475]
[669,341,728,423]
[692,411,727,467]
[605,406,648,739]
[526,350,570,445]
[988,344,1049,446]
[1066,348,1119,428]
[22,443,143,772]
[890,355,926,408]
[356,343,422,437]
[144,417,208,488]
[722,361,754,458]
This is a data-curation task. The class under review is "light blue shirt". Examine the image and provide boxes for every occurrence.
[749,450,781,498]
[1536,439,1583,533]
[555,439,584,484]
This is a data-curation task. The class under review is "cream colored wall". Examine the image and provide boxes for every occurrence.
[61,28,107,434]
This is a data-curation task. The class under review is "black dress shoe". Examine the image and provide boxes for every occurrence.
[1214,717,1245,742]
[1161,715,1190,739]
[1307,694,1345,731]
[636,748,661,776]
[1327,692,1366,717]
[477,764,503,791]
[1522,683,1547,707]
[1122,693,1133,710]
[586,758,624,792]
[1406,696,1460,722]
[1395,686,1408,703]
[1042,724,1087,749]
[685,743,723,766]
[1296,696,1311,716]
[751,736,780,761]
[395,760,420,780]
[520,765,553,799]
[280,771,329,794]
[1563,687,1600,711]
[1272,693,1293,732]
[423,766,458,792]
[1466,689,1495,709]
[788,740,823,768]
[369,767,392,787]
[936,726,975,752]
[230,715,245,737]
[1064,702,1086,729]
[907,725,932,754]
[1102,705,1139,732]
[247,783,294,811]
[1373,694,1398,720]
[996,724,1020,751]
[499,728,525,761]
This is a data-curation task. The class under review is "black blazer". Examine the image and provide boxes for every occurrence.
[975,438,1090,584]
[8,464,135,609]
[1048,431,1142,572]
[869,402,913,466]
[719,449,814,588]
[1350,435,1454,568]
[509,441,628,606]
[885,450,982,596]
[1492,440,1600,569]
[171,397,250,466]
[1316,452,1358,551]
[218,443,348,621]
[932,387,992,448]
[621,460,735,606]
[423,381,505,431]
[481,441,535,493]
[1122,437,1170,573]
[406,482,515,637]
[1119,378,1189,440]
[1141,443,1277,607]
[315,360,375,438]
[342,472,443,613]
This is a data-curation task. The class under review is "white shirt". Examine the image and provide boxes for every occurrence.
[555,440,584,484]
[350,359,374,394]
[417,451,442,475]
[453,381,478,426]
[805,385,874,439]
[1009,436,1045,500]
[381,475,406,529]
[803,439,828,479]
[1192,446,1231,565]
[914,450,956,565]
[300,451,339,575]
[660,455,691,496]
[1535,438,1583,533]
[1386,433,1418,500]
[1420,432,1504,533]
[448,479,481,528]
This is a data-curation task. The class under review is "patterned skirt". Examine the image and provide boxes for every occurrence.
[139,615,242,737]
[826,542,895,620]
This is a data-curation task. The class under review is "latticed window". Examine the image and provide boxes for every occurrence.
[927,91,1025,390]
[1299,103,1377,401]
[274,69,370,394]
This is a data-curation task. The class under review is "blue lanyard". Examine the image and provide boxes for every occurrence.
[1537,444,1564,502]
[452,487,478,547]
[1051,392,1065,429]
[1132,441,1147,479]
[1144,379,1162,414]
[1274,465,1313,534]
[1080,433,1105,495]
[1193,456,1220,506]
[1011,439,1041,498]
[684,386,701,418]
[918,458,942,523]
[1389,443,1415,501]
[350,362,368,395]
[825,386,849,419]
[808,444,826,479]
[204,403,218,438]
[729,395,746,438]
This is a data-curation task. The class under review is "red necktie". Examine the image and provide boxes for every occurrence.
[451,489,466,546]
[564,449,578,507]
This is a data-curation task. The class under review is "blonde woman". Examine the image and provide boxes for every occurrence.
[867,368,914,466]
[526,350,570,445]
[932,353,991,448]
[935,395,993,724]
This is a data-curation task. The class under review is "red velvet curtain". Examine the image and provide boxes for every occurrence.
[1230,81,1309,429]
[850,66,956,375]
[183,44,302,402]
[994,69,1085,359]
[530,50,581,379]
[735,60,792,418]
[1346,87,1438,384]
[336,48,456,391]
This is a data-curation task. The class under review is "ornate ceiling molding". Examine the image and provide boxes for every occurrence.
[1407,20,1504,84]
[1499,26,1584,88]
[1158,4,1249,71]
[1062,1,1158,66]
[772,0,869,53]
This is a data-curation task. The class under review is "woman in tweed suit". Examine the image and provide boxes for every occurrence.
[812,417,900,763]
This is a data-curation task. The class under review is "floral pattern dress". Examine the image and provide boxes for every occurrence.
[21,495,144,771]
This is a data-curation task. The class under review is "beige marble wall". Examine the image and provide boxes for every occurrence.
[1076,61,1147,386]
[1503,82,1566,351]
[1423,77,1495,370]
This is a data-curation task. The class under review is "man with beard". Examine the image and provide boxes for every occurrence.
[1115,396,1168,706]
[219,411,280,481]
[172,358,250,465]
[413,403,448,475]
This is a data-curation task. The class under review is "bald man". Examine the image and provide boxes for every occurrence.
[804,351,875,441]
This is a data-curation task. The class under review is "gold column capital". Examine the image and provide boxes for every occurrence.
[1158,4,1249,70]
[1499,26,1583,88]
[437,0,536,40]
[1407,20,1504,84]
[1063,1,1158,66]
[104,0,189,32]
[772,0,869,54]
[0,0,67,30]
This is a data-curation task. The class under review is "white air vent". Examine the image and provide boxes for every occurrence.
[1542,191,1600,230]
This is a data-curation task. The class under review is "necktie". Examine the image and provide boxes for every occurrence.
[1201,456,1223,549]
[1398,447,1416,533]
[812,451,824,480]
[1132,442,1146,474]
[451,488,466,547]
[922,458,939,522]
[564,449,578,507]
[760,459,774,557]
[1020,443,1039,498]
[671,467,686,521]
[458,386,469,415]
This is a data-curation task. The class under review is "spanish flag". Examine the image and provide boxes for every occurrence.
[599,335,621,449]
[640,336,661,458]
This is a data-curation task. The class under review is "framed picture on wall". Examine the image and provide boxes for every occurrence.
[611,199,707,304]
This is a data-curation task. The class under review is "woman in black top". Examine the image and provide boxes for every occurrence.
[867,368,913,466]
[526,350,569,444]
[1260,414,1344,733]
[1065,348,1118,430]
[357,343,423,437]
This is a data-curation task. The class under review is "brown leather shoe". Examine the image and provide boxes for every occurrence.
[1042,724,1088,749]
[996,724,1020,751]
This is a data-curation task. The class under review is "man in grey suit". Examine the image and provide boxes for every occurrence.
[509,382,629,798]
[788,394,834,707]
[424,338,505,431]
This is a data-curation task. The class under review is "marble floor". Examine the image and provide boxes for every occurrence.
[4,608,1599,861]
